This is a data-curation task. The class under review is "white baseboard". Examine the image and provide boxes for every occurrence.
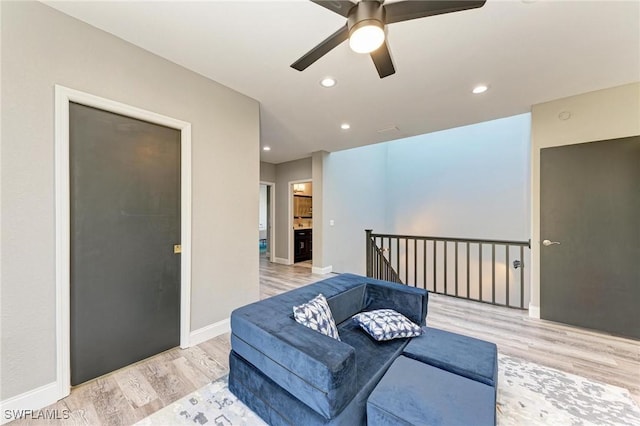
[273,257,291,265]
[312,265,333,275]
[188,318,230,346]
[0,382,61,425]
[528,303,540,319]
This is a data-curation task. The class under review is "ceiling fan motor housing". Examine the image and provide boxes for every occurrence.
[347,0,386,35]
[293,0,487,78]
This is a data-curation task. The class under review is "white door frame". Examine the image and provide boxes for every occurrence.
[260,181,276,263]
[54,85,192,399]
[288,178,312,264]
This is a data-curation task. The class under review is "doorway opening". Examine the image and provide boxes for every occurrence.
[55,85,192,399]
[259,181,275,262]
[290,180,313,267]
[539,136,640,339]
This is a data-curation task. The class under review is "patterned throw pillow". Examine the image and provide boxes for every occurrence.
[293,294,341,341]
[352,309,422,341]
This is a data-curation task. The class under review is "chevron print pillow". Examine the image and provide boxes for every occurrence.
[293,294,341,341]
[352,309,422,341]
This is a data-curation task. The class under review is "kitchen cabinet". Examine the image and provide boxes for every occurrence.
[294,229,312,262]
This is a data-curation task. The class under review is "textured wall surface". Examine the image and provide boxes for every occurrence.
[1,1,260,399]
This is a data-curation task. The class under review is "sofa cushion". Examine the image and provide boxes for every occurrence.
[293,294,341,341]
[337,319,409,390]
[326,284,367,324]
[362,279,428,326]
[403,327,498,388]
[367,355,496,426]
[352,309,422,341]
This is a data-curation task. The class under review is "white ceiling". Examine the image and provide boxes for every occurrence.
[44,0,640,164]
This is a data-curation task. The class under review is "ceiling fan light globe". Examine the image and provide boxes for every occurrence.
[349,22,385,54]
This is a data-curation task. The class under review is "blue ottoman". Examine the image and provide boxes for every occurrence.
[403,327,498,389]
[367,356,496,426]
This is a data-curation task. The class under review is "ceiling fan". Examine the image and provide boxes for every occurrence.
[291,0,487,78]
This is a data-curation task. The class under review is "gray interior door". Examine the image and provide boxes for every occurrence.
[70,102,181,385]
[540,136,640,339]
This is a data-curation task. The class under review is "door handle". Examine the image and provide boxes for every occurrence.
[542,239,560,246]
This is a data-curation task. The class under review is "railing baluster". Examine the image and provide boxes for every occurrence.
[388,237,391,261]
[466,242,470,300]
[520,245,525,309]
[433,240,437,292]
[378,238,383,279]
[372,242,375,278]
[396,238,400,279]
[454,242,458,297]
[491,243,495,304]
[479,243,483,302]
[379,245,383,280]
[444,241,448,295]
[405,238,408,284]
[413,238,418,287]
[506,245,510,308]
[386,239,390,278]
[365,230,372,277]
[423,239,427,290]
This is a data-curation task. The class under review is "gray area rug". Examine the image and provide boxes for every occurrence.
[138,354,640,425]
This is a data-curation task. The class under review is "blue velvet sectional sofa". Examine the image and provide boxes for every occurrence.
[229,273,428,425]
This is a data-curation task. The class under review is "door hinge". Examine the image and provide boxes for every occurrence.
[173,244,182,254]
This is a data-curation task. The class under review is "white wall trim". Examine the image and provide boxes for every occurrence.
[54,85,192,402]
[260,181,276,263]
[0,382,60,425]
[312,265,333,275]
[189,318,231,347]
[288,178,312,265]
[273,257,291,265]
[528,303,540,319]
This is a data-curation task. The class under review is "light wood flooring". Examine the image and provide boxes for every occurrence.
[13,256,640,425]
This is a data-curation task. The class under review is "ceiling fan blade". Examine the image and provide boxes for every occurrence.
[291,25,349,71]
[385,0,486,24]
[311,0,358,18]
[370,40,395,78]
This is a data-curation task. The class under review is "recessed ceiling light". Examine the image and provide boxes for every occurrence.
[263,146,271,151]
[320,77,337,88]
[472,85,489,94]
[340,123,351,130]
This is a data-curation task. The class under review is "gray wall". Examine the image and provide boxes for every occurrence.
[1,1,260,400]
[311,151,329,270]
[260,161,276,182]
[274,157,312,261]
[324,114,531,275]
[385,114,531,240]
[325,144,389,274]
